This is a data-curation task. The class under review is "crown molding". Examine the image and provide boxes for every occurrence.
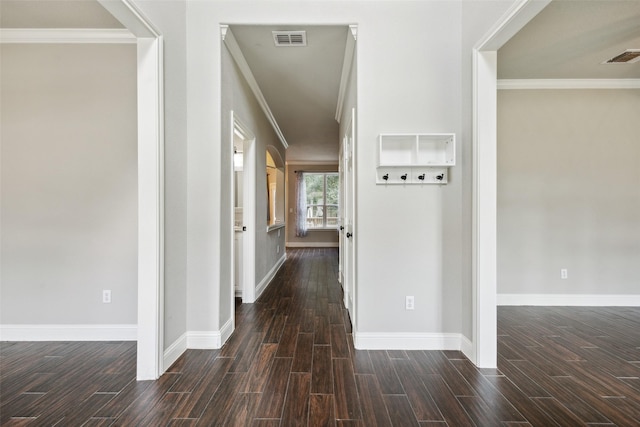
[221,25,289,150]
[0,28,136,44]
[335,24,357,123]
[498,79,640,90]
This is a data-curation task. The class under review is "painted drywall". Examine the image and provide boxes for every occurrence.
[0,44,137,324]
[185,0,469,341]
[497,89,640,296]
[286,164,340,247]
[221,38,287,322]
[116,0,517,355]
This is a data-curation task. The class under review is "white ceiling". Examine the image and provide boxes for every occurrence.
[0,0,123,28]
[3,0,638,162]
[498,0,640,79]
[230,25,349,163]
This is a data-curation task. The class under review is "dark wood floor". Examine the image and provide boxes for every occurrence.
[2,248,640,426]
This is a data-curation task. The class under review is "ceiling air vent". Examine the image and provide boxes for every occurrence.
[605,49,640,64]
[272,31,307,47]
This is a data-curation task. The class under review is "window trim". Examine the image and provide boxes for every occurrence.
[304,172,339,230]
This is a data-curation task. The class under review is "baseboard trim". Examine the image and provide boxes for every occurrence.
[0,324,137,341]
[164,332,187,371]
[353,332,463,351]
[255,253,287,300]
[460,334,474,361]
[498,294,640,306]
[186,330,221,349]
[220,318,234,346]
[286,242,339,248]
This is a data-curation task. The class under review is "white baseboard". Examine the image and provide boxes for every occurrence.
[164,332,187,371]
[164,324,233,371]
[353,332,463,351]
[186,330,221,349]
[0,324,137,341]
[255,253,287,299]
[220,318,234,346]
[460,334,474,361]
[286,242,339,248]
[498,294,640,307]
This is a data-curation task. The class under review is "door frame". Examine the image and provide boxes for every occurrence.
[471,0,550,368]
[342,109,356,328]
[231,113,257,306]
[98,0,165,380]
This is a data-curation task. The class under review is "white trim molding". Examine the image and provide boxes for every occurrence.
[0,324,137,341]
[163,332,188,371]
[335,25,357,123]
[0,28,136,44]
[498,79,640,90]
[219,318,234,346]
[254,253,287,301]
[163,323,233,371]
[460,335,474,361]
[354,332,464,351]
[222,25,288,150]
[186,331,222,349]
[498,294,640,307]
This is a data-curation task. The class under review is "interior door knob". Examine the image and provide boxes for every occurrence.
[346,232,353,238]
[340,226,344,231]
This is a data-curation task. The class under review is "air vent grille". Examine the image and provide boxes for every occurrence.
[606,49,640,64]
[272,31,307,47]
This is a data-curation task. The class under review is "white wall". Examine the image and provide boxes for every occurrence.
[183,0,483,347]
[497,89,640,301]
[0,44,137,325]
[220,41,287,325]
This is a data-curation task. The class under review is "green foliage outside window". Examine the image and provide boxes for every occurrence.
[304,172,339,228]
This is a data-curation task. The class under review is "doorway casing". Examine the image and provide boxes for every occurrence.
[471,0,550,368]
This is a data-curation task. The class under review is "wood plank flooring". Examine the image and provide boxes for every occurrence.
[2,247,640,425]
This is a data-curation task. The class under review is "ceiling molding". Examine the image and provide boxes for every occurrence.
[221,25,289,150]
[0,28,136,44]
[97,0,160,38]
[476,0,551,51]
[498,79,640,90]
[335,25,357,123]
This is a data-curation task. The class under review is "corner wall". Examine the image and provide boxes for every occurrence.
[497,89,640,305]
[1,44,137,333]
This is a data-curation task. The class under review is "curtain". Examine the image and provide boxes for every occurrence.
[295,172,308,237]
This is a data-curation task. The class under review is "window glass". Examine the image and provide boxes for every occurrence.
[304,172,339,229]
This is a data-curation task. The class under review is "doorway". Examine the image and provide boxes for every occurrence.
[232,114,256,311]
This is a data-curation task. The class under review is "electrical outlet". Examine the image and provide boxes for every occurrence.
[405,296,415,310]
[561,269,568,279]
[103,290,112,304]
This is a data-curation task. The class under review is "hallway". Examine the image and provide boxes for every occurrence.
[2,248,640,425]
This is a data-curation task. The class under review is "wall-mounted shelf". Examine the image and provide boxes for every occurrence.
[377,133,455,184]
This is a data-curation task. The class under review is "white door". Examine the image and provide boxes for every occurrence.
[342,109,356,325]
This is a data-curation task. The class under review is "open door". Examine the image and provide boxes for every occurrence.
[341,108,356,326]
[231,114,256,313]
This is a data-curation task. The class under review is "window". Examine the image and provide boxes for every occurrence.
[304,173,339,229]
